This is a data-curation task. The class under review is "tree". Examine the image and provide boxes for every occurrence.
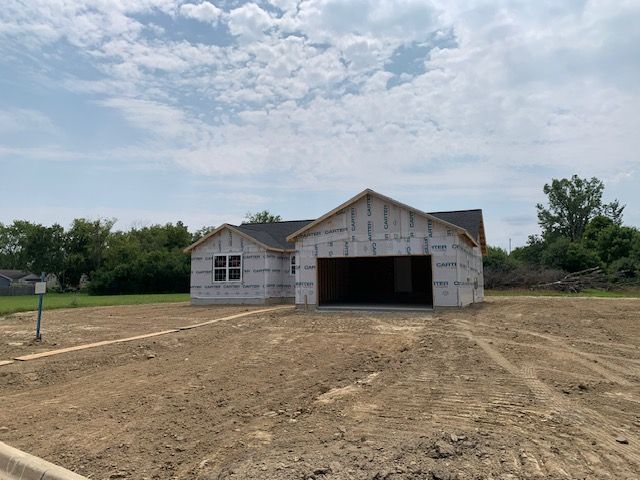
[63,218,115,288]
[88,222,191,295]
[602,199,625,225]
[243,210,282,223]
[511,235,546,265]
[0,221,28,269]
[536,175,624,241]
[192,225,216,242]
[583,215,638,265]
[0,221,65,278]
[541,237,600,272]
[483,246,518,272]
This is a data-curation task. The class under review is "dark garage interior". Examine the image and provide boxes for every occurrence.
[317,255,433,308]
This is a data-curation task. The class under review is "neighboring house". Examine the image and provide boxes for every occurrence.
[185,189,487,309]
[0,270,39,287]
[0,270,40,296]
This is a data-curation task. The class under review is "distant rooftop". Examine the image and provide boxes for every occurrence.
[0,269,33,281]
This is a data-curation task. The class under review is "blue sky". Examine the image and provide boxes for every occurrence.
[1,0,638,249]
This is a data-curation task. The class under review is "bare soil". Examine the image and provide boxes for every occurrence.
[0,304,264,359]
[0,297,639,479]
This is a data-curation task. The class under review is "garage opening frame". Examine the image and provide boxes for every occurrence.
[316,253,435,310]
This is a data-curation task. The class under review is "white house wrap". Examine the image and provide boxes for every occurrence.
[186,221,312,305]
[287,189,485,308]
[185,189,486,308]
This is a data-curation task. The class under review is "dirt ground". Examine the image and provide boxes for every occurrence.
[0,303,265,359]
[0,297,639,480]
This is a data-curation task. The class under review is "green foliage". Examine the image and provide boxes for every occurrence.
[0,293,190,316]
[536,175,624,241]
[88,223,191,295]
[62,218,115,289]
[602,199,625,225]
[483,246,518,271]
[583,215,637,264]
[0,219,192,294]
[511,235,546,265]
[609,257,640,279]
[541,237,600,272]
[0,220,66,283]
[192,225,216,243]
[243,210,282,223]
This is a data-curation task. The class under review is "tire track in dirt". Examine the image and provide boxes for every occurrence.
[459,319,637,385]
[513,327,640,381]
[478,337,640,368]
[332,334,576,478]
[455,319,640,467]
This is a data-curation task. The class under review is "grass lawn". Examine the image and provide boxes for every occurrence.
[0,292,190,316]
[486,288,640,298]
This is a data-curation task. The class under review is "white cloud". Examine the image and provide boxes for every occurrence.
[179,2,223,24]
[1,0,640,246]
[284,0,442,45]
[227,3,275,41]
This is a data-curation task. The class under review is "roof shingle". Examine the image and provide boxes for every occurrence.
[236,220,314,250]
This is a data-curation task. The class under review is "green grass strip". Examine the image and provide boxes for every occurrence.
[0,292,189,316]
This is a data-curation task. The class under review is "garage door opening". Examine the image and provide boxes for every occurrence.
[317,256,433,309]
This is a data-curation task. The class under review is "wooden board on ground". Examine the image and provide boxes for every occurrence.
[178,305,295,330]
[14,330,180,361]
[11,305,295,363]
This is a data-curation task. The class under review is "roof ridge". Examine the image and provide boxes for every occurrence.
[239,219,315,226]
[429,209,482,214]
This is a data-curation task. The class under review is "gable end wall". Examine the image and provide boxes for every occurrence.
[190,227,295,303]
[293,194,484,307]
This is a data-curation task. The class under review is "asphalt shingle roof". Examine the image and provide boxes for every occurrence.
[236,220,315,250]
[0,269,32,281]
[428,209,484,243]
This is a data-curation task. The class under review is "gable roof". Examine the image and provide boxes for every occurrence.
[0,269,32,282]
[184,190,487,255]
[286,188,480,249]
[184,220,314,253]
[429,209,487,255]
[236,220,315,250]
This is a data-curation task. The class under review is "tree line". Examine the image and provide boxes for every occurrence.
[484,175,639,289]
[0,211,277,295]
[0,220,194,294]
[1,180,636,294]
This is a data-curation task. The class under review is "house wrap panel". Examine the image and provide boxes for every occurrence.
[294,193,484,308]
[190,227,296,302]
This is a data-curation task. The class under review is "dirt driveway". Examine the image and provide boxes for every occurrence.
[1,297,639,479]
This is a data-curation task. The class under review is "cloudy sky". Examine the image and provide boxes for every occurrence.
[1,0,638,249]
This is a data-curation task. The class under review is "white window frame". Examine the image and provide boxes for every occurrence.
[212,253,243,283]
[290,254,296,276]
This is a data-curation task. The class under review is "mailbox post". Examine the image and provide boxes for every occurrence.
[34,273,47,340]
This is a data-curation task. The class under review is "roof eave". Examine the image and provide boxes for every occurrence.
[184,223,292,254]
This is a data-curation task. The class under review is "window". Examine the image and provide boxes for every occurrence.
[213,254,242,282]
[290,255,296,275]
